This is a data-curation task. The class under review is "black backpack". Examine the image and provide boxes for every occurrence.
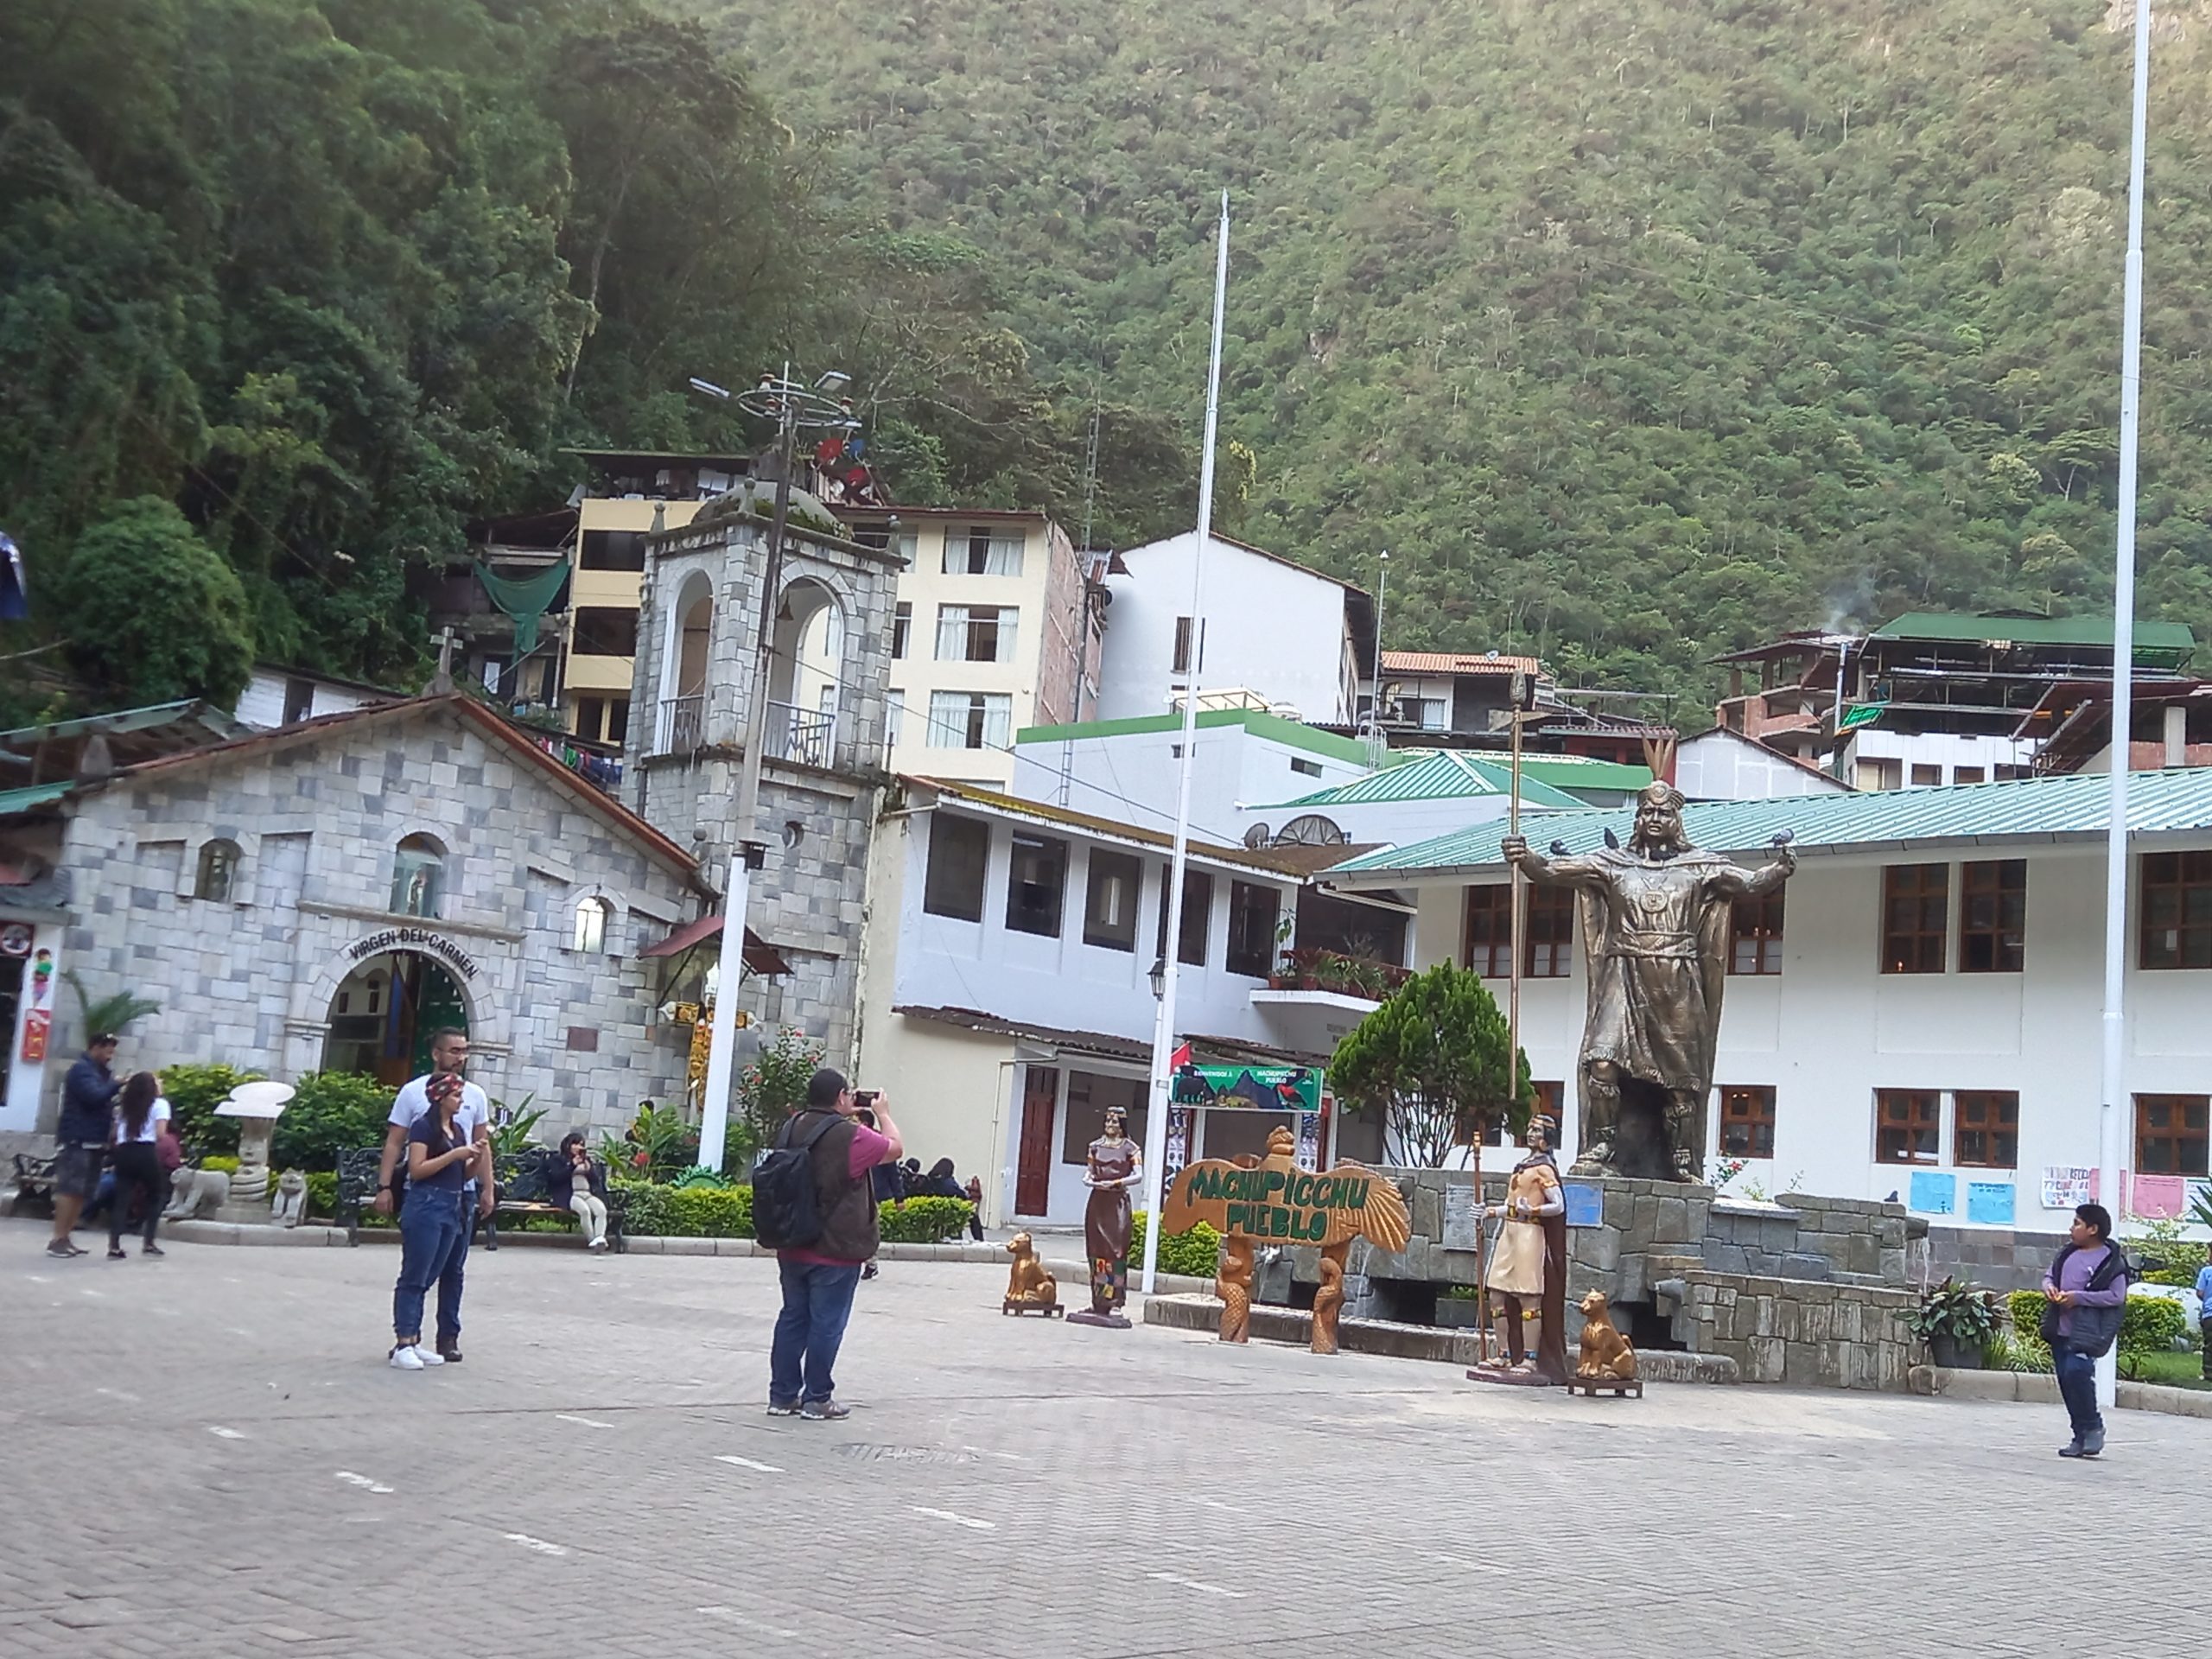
[752,1113,841,1250]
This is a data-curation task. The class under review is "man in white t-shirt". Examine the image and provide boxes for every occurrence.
[373,1028,493,1363]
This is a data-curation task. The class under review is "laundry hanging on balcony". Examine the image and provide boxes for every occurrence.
[473,557,571,655]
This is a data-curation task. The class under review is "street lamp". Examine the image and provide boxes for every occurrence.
[1148,956,1167,1001]
[686,365,861,1174]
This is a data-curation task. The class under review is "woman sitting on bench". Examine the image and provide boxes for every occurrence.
[551,1133,611,1252]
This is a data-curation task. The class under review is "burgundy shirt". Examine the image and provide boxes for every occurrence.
[779,1122,892,1267]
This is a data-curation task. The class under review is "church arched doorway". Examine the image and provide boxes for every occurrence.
[322,950,471,1084]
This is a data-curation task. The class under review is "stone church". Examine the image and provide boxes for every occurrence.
[0,696,707,1137]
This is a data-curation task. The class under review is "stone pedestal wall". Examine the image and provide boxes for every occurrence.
[1281,1167,1921,1391]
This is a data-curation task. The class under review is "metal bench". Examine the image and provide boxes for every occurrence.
[7,1152,56,1217]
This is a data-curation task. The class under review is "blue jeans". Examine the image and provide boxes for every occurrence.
[2052,1339,2103,1442]
[771,1258,863,1405]
[393,1188,470,1344]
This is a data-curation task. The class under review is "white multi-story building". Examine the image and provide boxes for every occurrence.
[834,507,1101,791]
[854,778,1414,1228]
[1092,531,1373,726]
[1324,769,2212,1233]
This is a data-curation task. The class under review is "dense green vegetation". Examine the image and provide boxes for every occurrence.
[7,1,2211,710]
[691,0,2212,699]
[0,0,1174,709]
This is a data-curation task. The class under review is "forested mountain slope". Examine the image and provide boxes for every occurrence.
[693,0,2212,696]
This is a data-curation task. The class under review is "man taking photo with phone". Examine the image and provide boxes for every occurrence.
[765,1069,900,1421]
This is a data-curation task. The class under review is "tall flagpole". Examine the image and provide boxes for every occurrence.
[2096,0,2152,1412]
[1140,192,1231,1296]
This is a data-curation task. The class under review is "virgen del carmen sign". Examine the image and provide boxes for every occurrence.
[346,926,481,981]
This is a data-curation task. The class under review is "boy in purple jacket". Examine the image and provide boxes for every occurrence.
[2042,1203,2130,1459]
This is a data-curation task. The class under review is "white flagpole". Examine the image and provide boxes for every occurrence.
[1140,191,1231,1296]
[2096,0,2152,1414]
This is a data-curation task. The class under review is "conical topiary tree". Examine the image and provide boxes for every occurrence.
[1328,961,1530,1167]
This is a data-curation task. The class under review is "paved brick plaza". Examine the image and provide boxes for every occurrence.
[1,1218,2202,1659]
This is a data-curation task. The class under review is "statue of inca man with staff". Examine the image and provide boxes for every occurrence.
[1501,783,1796,1182]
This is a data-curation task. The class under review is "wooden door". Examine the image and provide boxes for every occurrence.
[1014,1066,1059,1217]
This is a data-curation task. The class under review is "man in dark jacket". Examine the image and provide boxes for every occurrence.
[767,1069,900,1421]
[48,1034,120,1258]
[2044,1202,2131,1459]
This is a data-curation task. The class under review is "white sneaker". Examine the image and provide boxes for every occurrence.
[418,1348,446,1365]
[389,1344,425,1371]
[587,1236,608,1251]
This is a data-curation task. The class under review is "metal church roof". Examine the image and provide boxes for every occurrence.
[1326,766,2212,881]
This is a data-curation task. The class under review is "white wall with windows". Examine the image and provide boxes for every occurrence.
[1367,837,2212,1230]
[1094,531,1367,727]
[854,779,1363,1227]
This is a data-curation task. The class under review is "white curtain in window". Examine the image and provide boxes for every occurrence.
[926,690,968,747]
[993,609,1019,662]
[979,693,1012,750]
[886,692,905,747]
[984,534,1024,575]
[935,606,970,659]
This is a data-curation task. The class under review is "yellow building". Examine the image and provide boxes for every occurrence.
[562,451,756,744]
[837,507,1104,790]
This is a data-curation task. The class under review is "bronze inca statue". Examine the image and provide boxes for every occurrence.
[1502,783,1795,1182]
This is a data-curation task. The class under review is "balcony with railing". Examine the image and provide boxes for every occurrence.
[767,701,836,767]
[658,694,704,753]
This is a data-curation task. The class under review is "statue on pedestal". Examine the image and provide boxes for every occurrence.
[1001,1231,1060,1316]
[1503,783,1795,1181]
[1068,1106,1141,1329]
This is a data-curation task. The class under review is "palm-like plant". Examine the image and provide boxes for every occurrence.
[63,969,159,1038]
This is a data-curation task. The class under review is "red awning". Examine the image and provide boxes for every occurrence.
[640,914,792,977]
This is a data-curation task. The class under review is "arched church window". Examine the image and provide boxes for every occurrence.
[195,839,241,902]
[573,894,613,954]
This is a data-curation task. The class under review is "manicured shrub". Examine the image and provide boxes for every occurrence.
[879,1196,972,1243]
[271,1072,395,1171]
[1131,1211,1224,1279]
[2007,1284,2190,1359]
[161,1064,260,1155]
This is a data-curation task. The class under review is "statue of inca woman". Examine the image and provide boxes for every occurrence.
[1070,1105,1141,1327]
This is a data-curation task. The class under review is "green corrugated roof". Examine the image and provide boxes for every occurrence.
[1328,766,2212,879]
[1014,707,1373,766]
[1872,611,2196,658]
[0,782,74,817]
[1254,749,1587,811]
[1518,754,1655,792]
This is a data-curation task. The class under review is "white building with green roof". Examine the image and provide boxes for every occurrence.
[1324,768,2212,1239]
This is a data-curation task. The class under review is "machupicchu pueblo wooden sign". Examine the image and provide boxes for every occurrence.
[1164,1127,1410,1355]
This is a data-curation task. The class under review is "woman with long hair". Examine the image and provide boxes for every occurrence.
[106,1071,170,1259]
[391,1072,480,1370]
[550,1131,610,1251]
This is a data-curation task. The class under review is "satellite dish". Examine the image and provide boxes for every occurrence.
[1243,823,1274,849]
[1274,814,1348,847]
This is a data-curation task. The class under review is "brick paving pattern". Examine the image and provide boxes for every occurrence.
[0,1217,2202,1657]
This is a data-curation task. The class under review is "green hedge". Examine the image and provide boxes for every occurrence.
[880,1196,974,1243]
[2006,1287,2191,1359]
[1131,1211,1224,1279]
[608,1182,975,1244]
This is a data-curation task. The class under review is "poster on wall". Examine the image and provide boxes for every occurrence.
[18,933,52,1063]
[1966,1182,2016,1226]
[1907,1170,1955,1215]
[2125,1173,2187,1220]
[2039,1166,2096,1210]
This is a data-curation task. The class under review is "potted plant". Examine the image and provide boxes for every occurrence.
[1900,1276,2001,1370]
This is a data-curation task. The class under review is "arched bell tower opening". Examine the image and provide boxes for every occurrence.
[767,577,843,766]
